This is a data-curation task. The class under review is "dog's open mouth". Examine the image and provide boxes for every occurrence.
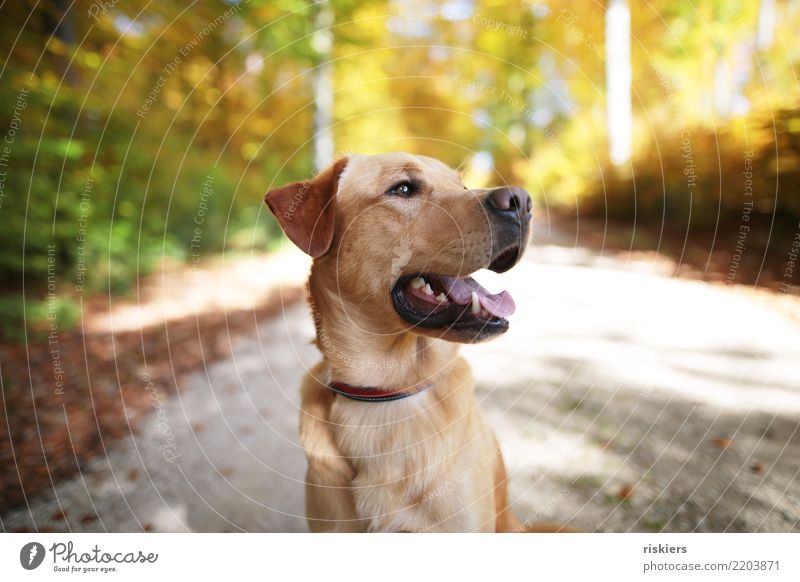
[391,246,520,338]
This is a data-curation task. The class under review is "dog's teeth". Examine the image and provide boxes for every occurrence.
[410,277,426,289]
[471,292,480,314]
[423,283,434,295]
[436,292,448,302]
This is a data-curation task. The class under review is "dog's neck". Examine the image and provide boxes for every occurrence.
[308,276,459,389]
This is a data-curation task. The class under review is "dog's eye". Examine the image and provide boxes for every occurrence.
[386,181,417,197]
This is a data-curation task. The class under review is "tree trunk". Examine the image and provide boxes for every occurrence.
[312,0,335,172]
[605,0,632,166]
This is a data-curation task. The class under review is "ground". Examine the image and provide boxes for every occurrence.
[2,226,799,532]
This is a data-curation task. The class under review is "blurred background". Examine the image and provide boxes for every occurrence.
[0,0,798,532]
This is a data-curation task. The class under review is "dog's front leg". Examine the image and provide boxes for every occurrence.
[299,368,366,532]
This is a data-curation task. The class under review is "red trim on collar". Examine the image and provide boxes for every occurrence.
[328,380,434,402]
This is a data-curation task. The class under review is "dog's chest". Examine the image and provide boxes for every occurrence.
[330,392,497,532]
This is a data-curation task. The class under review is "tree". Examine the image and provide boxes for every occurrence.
[605,0,633,166]
[312,0,335,171]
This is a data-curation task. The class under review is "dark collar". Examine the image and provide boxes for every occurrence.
[328,380,434,402]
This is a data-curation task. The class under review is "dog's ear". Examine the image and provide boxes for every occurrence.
[264,157,348,258]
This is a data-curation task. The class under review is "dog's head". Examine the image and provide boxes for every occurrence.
[265,153,531,343]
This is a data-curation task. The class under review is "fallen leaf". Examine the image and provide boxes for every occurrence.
[618,484,635,500]
[712,437,734,449]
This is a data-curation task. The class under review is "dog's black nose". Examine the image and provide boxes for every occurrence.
[485,186,532,221]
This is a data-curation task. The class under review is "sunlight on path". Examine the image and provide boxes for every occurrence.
[467,240,800,532]
[87,248,311,333]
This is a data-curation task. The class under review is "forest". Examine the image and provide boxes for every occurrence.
[1,0,798,336]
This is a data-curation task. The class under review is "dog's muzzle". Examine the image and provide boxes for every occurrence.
[390,185,532,343]
[484,186,532,273]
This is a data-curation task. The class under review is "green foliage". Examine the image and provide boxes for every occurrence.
[0,0,330,297]
[0,293,80,341]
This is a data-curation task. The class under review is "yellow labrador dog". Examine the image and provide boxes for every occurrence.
[266,153,562,532]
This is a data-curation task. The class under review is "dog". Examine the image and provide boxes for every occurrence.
[265,152,567,532]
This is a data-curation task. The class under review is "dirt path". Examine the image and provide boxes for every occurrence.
[2,237,799,532]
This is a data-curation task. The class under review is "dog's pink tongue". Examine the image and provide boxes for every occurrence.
[441,276,516,318]
[478,290,516,318]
